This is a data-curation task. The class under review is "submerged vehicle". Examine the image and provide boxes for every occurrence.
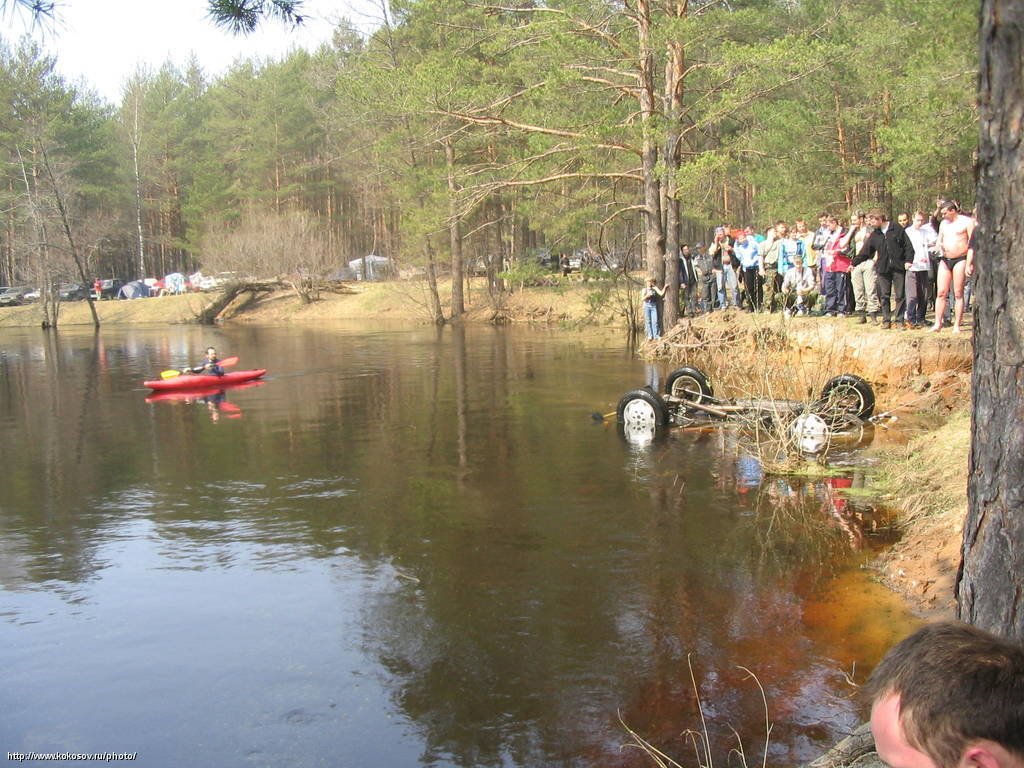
[616,365,875,446]
[144,369,267,392]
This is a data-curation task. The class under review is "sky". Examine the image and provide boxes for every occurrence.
[1,0,383,103]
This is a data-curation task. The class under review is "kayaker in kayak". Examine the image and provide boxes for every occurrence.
[184,347,225,376]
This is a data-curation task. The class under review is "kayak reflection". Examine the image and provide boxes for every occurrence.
[145,380,264,421]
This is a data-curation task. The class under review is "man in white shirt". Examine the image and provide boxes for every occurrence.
[904,211,937,327]
[781,254,815,316]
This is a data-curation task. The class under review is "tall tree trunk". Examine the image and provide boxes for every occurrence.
[424,238,445,325]
[956,0,1024,641]
[3,178,14,285]
[131,94,146,280]
[445,137,465,319]
[37,143,100,329]
[661,2,687,329]
[16,145,53,328]
[636,0,665,283]
[833,92,852,208]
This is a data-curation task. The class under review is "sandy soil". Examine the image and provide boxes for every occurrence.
[0,279,969,619]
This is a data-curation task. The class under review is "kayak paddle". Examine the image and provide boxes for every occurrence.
[160,355,239,379]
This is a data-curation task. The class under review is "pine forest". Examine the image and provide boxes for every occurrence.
[0,0,978,324]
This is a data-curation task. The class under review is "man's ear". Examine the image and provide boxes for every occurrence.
[959,742,1020,768]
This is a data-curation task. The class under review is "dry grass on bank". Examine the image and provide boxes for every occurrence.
[866,409,969,619]
[0,277,631,329]
[874,409,970,525]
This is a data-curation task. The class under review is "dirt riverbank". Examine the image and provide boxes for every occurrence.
[0,279,971,619]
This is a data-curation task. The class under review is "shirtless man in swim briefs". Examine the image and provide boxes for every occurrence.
[933,200,974,333]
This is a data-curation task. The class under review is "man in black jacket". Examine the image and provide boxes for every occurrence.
[855,211,914,329]
[678,244,699,317]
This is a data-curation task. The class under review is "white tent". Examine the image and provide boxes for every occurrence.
[164,272,187,294]
[347,255,394,281]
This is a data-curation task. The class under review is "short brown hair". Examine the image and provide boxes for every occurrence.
[863,621,1024,768]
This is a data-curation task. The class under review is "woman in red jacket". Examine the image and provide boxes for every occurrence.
[823,215,854,316]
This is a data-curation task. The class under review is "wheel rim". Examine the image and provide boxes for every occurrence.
[825,383,866,414]
[621,397,658,428]
[670,375,704,403]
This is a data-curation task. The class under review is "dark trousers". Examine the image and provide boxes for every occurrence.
[742,267,761,310]
[824,271,850,315]
[700,277,716,311]
[875,271,906,324]
[679,282,697,316]
[928,255,940,309]
[905,270,928,324]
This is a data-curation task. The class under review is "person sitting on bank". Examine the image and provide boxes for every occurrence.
[780,254,815,316]
[864,620,1024,768]
[184,347,224,376]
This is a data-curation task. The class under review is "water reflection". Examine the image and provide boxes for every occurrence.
[0,325,916,767]
[145,380,264,420]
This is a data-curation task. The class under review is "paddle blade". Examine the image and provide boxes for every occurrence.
[161,369,184,379]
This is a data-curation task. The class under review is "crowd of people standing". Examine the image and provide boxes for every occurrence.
[653,199,976,340]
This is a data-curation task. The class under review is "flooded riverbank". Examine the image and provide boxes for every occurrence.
[0,281,971,624]
[0,323,921,766]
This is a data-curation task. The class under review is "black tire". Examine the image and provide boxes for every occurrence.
[616,387,670,427]
[816,374,875,419]
[664,367,714,404]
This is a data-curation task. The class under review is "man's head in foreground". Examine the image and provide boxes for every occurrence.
[864,621,1024,768]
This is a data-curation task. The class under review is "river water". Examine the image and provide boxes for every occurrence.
[0,323,918,767]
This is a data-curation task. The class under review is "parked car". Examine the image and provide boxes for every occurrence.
[567,248,592,272]
[59,283,90,301]
[0,286,31,307]
[23,287,41,302]
[95,279,125,300]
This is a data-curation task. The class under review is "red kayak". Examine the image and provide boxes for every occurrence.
[144,369,267,392]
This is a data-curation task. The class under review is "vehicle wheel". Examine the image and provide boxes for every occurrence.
[816,374,875,419]
[665,367,714,404]
[616,388,670,427]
